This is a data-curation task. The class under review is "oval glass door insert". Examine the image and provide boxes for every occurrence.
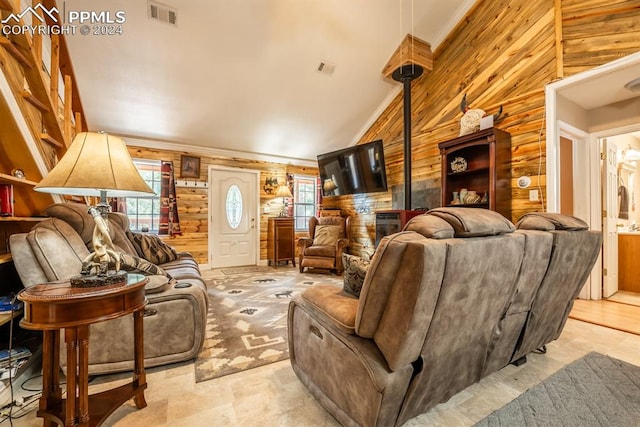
[225,184,243,229]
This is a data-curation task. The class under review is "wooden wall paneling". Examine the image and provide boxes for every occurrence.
[417,12,555,133]
[130,145,317,264]
[408,2,550,129]
[555,0,565,78]
[333,0,571,250]
[561,0,640,75]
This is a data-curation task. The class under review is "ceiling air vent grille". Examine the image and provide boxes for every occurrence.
[317,60,336,76]
[148,1,177,26]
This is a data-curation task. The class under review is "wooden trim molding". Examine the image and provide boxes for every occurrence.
[123,136,317,167]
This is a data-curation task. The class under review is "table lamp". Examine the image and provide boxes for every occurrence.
[274,185,293,217]
[34,131,155,287]
[323,178,337,195]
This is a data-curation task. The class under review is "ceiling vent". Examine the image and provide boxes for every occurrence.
[317,61,336,76]
[148,1,177,26]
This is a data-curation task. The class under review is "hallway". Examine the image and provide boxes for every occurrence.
[570,297,640,335]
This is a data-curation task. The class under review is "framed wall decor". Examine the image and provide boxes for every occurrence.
[180,155,200,178]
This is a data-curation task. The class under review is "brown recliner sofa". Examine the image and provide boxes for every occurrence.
[298,215,351,274]
[287,208,601,426]
[10,202,209,375]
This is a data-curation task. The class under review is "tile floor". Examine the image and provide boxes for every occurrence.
[5,269,640,427]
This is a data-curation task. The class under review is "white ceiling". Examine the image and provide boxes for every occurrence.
[63,0,474,162]
[555,60,640,110]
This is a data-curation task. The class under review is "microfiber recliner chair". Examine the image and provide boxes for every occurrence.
[298,215,351,274]
[10,202,209,375]
[288,208,601,426]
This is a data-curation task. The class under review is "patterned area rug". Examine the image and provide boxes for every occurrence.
[474,352,640,426]
[195,268,342,382]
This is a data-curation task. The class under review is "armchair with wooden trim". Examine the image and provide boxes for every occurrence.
[298,215,351,274]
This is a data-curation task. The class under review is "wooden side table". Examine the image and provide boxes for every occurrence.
[18,274,148,427]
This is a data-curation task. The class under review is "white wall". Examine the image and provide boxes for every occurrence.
[557,95,589,131]
[588,98,640,133]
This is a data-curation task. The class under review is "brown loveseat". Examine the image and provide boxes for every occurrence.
[10,203,208,375]
[287,208,601,426]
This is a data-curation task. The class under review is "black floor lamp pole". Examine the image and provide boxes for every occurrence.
[392,64,423,211]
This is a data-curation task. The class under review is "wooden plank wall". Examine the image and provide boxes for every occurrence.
[128,146,316,264]
[325,0,640,257]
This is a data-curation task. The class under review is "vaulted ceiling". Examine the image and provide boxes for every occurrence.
[64,0,475,162]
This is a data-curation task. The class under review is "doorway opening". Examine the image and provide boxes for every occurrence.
[600,132,640,306]
[546,51,640,308]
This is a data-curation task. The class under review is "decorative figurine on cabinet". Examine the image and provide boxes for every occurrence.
[459,93,504,136]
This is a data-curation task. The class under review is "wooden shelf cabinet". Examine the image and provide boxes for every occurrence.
[267,217,296,267]
[0,172,39,187]
[438,128,512,219]
[0,309,22,327]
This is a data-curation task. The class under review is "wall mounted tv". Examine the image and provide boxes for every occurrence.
[317,139,388,197]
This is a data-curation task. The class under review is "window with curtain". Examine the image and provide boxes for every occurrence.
[294,175,317,231]
[126,159,162,232]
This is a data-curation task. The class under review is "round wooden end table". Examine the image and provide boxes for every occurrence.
[18,273,148,427]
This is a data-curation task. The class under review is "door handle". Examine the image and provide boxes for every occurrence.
[250,218,256,229]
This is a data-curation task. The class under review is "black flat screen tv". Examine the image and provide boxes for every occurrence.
[317,139,388,197]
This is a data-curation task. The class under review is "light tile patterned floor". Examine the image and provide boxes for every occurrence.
[7,268,640,426]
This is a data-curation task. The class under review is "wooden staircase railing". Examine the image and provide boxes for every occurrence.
[0,0,86,167]
[0,0,87,224]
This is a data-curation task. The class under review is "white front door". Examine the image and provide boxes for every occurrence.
[209,166,259,268]
[602,138,618,298]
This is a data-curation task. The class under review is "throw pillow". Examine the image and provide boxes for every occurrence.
[313,225,343,246]
[342,253,369,298]
[126,231,179,265]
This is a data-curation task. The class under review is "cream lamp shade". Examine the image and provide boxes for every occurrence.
[274,185,293,198]
[34,132,154,287]
[274,185,292,217]
[34,132,154,197]
[323,178,337,193]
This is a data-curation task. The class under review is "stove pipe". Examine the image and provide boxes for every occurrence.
[392,64,423,211]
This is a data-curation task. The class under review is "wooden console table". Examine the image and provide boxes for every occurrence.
[267,217,296,267]
[18,274,148,427]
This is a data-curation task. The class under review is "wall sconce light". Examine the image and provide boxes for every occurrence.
[623,145,640,162]
[263,176,278,194]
